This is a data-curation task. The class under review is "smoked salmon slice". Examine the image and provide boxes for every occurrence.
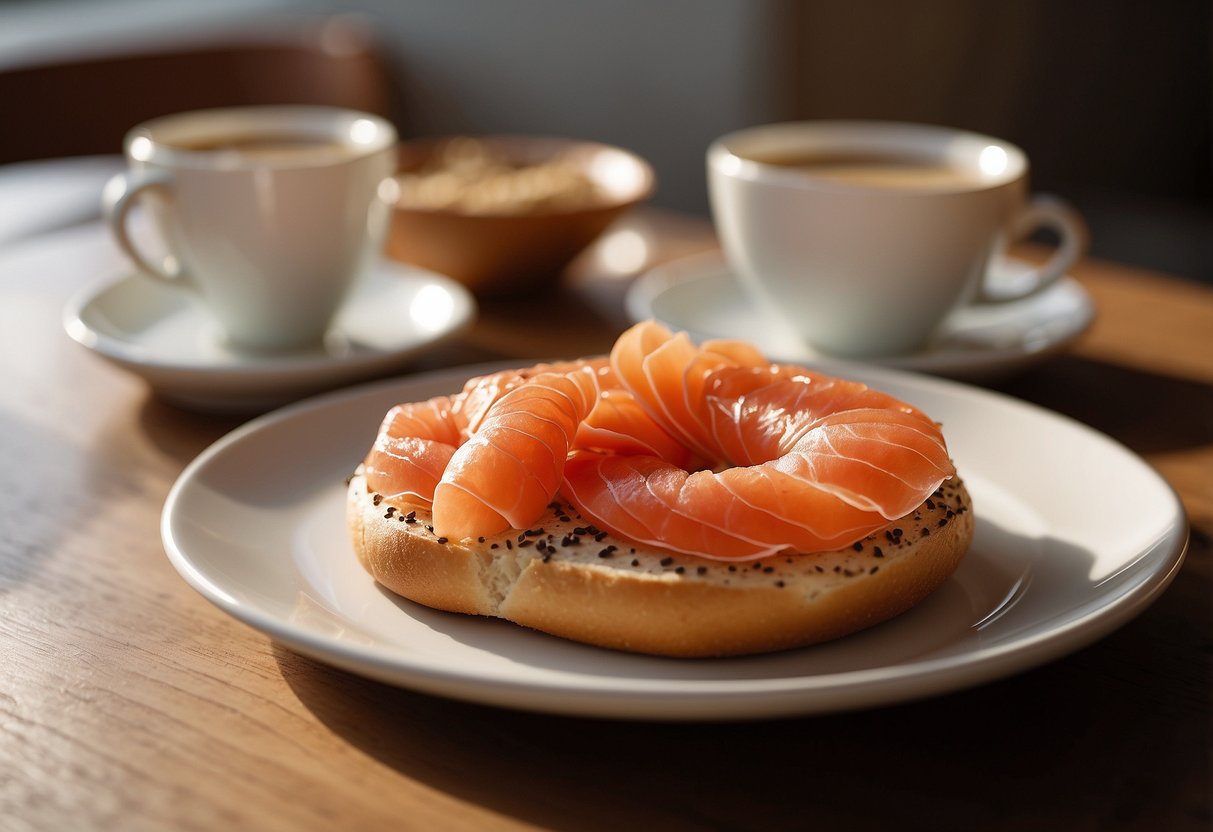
[361,320,955,558]
[363,396,463,505]
[433,367,601,540]
[561,407,952,559]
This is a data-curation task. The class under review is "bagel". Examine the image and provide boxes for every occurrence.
[346,470,974,657]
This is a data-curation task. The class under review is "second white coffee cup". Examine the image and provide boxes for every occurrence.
[707,121,1087,358]
[103,106,398,353]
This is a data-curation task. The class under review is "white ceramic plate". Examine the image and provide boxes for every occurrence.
[626,250,1096,381]
[63,259,476,413]
[162,363,1186,721]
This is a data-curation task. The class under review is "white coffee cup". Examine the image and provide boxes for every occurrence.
[103,106,398,352]
[707,121,1087,358]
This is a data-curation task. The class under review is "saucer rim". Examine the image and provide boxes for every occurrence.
[625,249,1095,379]
[62,259,476,412]
[63,259,476,378]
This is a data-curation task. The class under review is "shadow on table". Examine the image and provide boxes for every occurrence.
[996,354,1213,454]
[274,550,1210,832]
[134,395,247,465]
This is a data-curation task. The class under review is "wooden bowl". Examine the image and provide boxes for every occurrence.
[385,135,654,297]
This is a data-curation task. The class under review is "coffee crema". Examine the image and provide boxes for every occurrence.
[745,151,983,189]
[164,134,353,163]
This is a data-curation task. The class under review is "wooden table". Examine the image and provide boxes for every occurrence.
[2,162,1209,831]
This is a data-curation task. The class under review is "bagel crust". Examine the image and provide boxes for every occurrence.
[347,471,974,658]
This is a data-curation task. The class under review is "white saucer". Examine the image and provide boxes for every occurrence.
[625,251,1096,381]
[63,259,476,412]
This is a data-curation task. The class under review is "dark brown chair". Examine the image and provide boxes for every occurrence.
[0,13,403,164]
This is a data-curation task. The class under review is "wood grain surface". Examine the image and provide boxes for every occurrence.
[2,208,1209,832]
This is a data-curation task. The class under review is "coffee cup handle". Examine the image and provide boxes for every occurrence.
[975,194,1088,304]
[101,169,191,287]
